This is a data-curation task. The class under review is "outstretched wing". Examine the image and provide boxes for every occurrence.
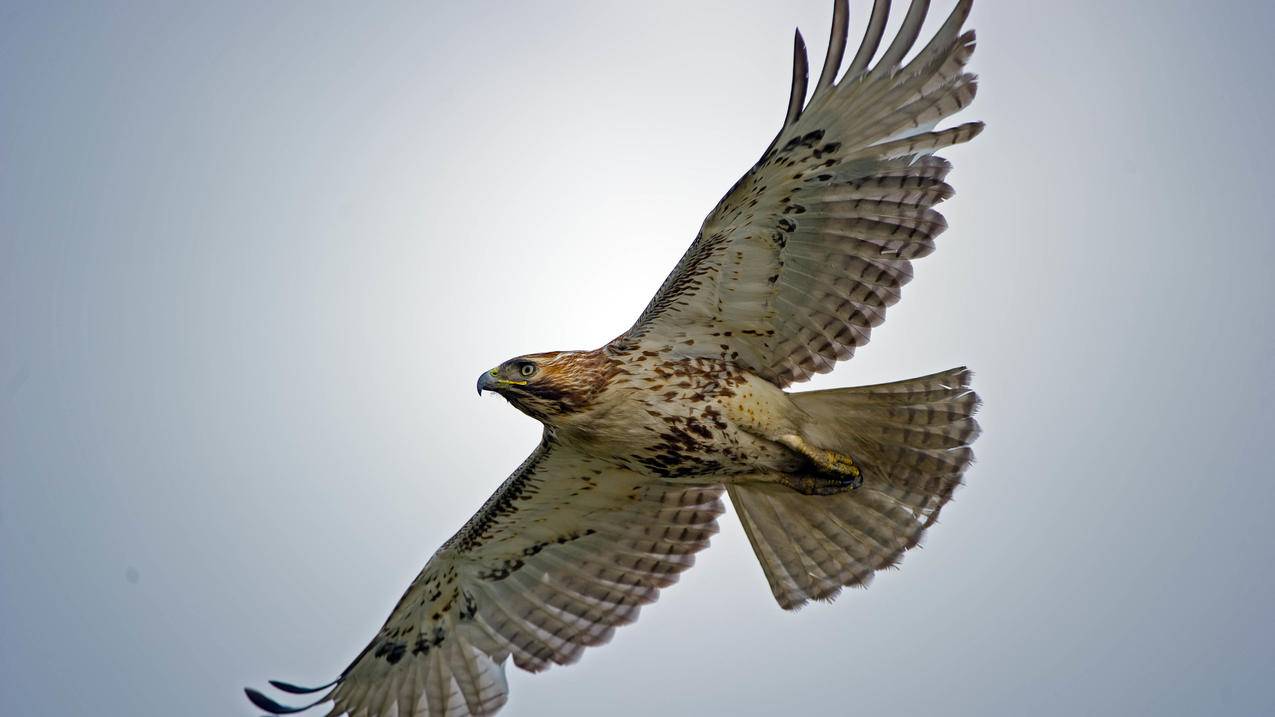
[615,0,981,388]
[246,438,724,717]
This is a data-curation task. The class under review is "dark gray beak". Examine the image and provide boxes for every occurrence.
[476,370,499,396]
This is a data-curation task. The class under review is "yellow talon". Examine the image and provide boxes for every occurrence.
[775,434,863,485]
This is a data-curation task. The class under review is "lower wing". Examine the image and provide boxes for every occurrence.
[246,437,724,717]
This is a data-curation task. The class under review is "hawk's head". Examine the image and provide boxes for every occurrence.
[477,349,614,423]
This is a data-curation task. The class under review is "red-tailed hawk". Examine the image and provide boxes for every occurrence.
[248,1,982,714]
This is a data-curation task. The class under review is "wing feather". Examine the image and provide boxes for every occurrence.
[815,0,850,93]
[615,0,980,388]
[844,0,892,79]
[870,0,930,75]
[248,439,724,716]
[784,31,810,129]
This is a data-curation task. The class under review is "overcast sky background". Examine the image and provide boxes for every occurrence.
[3,1,1274,715]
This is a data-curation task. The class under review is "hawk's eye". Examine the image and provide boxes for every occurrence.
[518,362,537,378]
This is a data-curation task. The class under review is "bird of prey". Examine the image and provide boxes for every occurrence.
[248,1,982,714]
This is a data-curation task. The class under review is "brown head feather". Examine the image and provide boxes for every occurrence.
[492,349,618,423]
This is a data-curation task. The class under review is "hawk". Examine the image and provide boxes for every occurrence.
[248,1,982,714]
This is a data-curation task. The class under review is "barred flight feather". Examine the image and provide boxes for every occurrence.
[619,0,981,388]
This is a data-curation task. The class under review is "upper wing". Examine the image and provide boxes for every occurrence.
[614,0,981,388]
[246,438,724,717]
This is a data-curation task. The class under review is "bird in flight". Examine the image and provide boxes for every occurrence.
[248,1,982,714]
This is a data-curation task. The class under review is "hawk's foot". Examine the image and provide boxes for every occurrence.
[775,434,864,489]
[779,472,862,496]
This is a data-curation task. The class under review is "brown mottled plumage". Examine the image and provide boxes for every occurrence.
[248,2,983,715]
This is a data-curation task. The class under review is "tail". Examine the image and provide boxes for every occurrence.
[728,367,980,610]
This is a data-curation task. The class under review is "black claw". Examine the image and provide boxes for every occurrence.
[785,473,862,496]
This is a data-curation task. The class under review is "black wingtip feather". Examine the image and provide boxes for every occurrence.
[872,0,930,74]
[845,0,891,79]
[245,687,299,714]
[269,678,339,695]
[814,0,850,93]
[783,29,810,129]
[245,685,329,715]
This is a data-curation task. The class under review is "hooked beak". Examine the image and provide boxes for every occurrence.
[477,368,528,396]
[477,369,499,396]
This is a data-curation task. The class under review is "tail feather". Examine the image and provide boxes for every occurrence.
[729,483,882,608]
[730,367,980,610]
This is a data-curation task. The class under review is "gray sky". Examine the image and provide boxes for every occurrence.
[3,1,1273,715]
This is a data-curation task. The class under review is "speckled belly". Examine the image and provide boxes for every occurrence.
[561,359,803,480]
